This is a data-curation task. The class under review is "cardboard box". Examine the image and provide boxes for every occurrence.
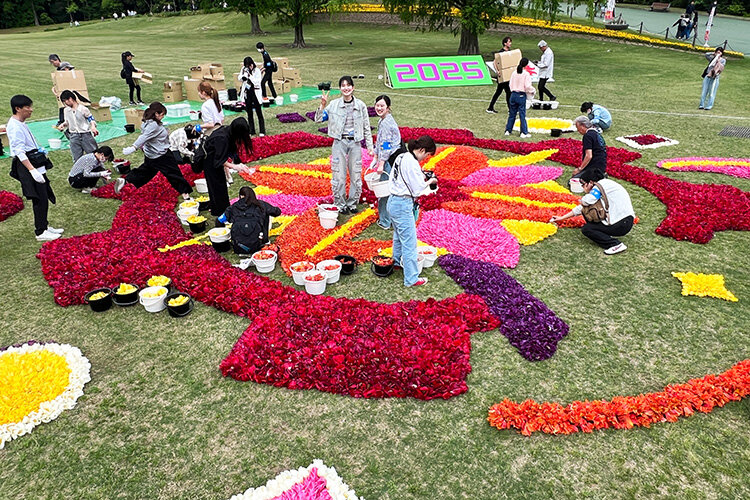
[494,49,522,83]
[123,108,145,130]
[273,80,291,95]
[132,72,153,84]
[281,67,300,81]
[286,77,302,88]
[205,77,226,91]
[51,70,88,91]
[89,103,112,122]
[209,65,224,78]
[190,66,204,80]
[274,57,289,69]
[184,79,201,101]
[163,81,183,102]
[190,62,223,80]
[0,129,8,148]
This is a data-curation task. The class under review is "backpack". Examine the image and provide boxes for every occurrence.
[190,136,208,174]
[387,141,408,167]
[120,68,127,79]
[271,60,278,73]
[230,203,267,254]
[580,182,610,224]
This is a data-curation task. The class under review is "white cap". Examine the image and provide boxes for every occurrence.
[538,40,548,48]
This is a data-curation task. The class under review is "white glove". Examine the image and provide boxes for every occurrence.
[100,170,112,178]
[30,168,46,184]
[123,146,136,155]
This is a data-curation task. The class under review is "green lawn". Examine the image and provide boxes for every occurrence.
[1,12,750,500]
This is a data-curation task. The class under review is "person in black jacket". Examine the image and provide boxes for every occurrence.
[121,51,144,105]
[200,117,254,219]
[487,36,513,114]
[256,42,277,101]
[221,186,281,254]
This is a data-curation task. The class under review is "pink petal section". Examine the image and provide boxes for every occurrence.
[669,166,750,180]
[258,193,325,215]
[462,166,564,186]
[270,468,333,500]
[417,209,520,268]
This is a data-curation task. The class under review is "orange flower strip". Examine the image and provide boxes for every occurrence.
[430,146,492,181]
[488,359,750,436]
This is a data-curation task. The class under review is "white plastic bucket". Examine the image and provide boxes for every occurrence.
[208,227,231,243]
[289,94,298,103]
[318,205,339,229]
[316,260,342,284]
[319,217,336,229]
[177,207,199,225]
[418,246,437,267]
[194,178,208,193]
[365,173,390,198]
[252,250,277,273]
[275,96,284,106]
[49,138,62,149]
[180,200,199,210]
[139,286,168,313]
[303,271,327,295]
[218,90,229,102]
[290,261,315,285]
[569,178,584,193]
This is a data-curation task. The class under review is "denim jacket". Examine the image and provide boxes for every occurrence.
[315,96,373,150]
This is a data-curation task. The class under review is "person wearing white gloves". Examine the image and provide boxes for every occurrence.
[115,102,192,200]
[68,146,114,193]
[7,94,64,242]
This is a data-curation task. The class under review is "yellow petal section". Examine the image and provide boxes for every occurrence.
[305,209,376,257]
[471,191,577,209]
[487,149,558,168]
[308,157,330,165]
[252,185,281,195]
[501,220,558,245]
[258,166,332,179]
[522,180,572,194]
[379,241,451,257]
[672,272,738,302]
[421,147,456,171]
[269,215,297,236]
[0,351,71,425]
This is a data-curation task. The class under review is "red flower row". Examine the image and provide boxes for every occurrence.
[625,134,669,146]
[0,190,24,222]
[488,359,750,435]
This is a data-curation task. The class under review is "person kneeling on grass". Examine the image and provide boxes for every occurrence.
[219,186,281,255]
[115,102,192,201]
[580,101,612,132]
[68,146,114,193]
[550,170,635,255]
[169,124,203,164]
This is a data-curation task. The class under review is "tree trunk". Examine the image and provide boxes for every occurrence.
[250,13,262,34]
[292,24,306,48]
[30,0,40,26]
[457,26,479,55]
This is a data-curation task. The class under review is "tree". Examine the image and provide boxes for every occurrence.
[383,0,512,55]
[275,0,343,48]
[101,0,125,15]
[66,0,79,22]
[229,0,275,34]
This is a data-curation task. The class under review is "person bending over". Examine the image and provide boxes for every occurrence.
[68,146,114,193]
[580,101,612,132]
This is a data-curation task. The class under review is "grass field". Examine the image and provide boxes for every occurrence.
[1,12,750,500]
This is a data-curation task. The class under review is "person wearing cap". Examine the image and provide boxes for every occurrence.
[49,54,74,126]
[580,102,612,131]
[534,40,556,102]
[120,51,144,106]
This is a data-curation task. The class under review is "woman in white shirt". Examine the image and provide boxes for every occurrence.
[550,170,635,255]
[504,57,534,139]
[387,135,438,287]
[198,80,224,135]
[240,56,265,136]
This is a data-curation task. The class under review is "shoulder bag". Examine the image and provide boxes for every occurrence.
[580,182,609,223]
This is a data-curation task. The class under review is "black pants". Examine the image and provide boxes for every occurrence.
[245,92,265,135]
[12,157,55,235]
[261,71,276,99]
[69,166,105,189]
[538,78,555,101]
[125,152,192,194]
[126,78,141,102]
[488,81,511,111]
[581,215,634,249]
[204,164,230,217]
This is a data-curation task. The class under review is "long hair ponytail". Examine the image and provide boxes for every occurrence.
[142,101,167,124]
[517,57,529,74]
[228,117,253,156]
[238,186,264,211]
[198,81,220,111]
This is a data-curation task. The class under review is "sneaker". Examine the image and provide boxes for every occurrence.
[377,222,391,230]
[47,226,64,234]
[339,207,350,215]
[259,133,265,137]
[81,187,94,194]
[698,106,704,110]
[520,133,532,138]
[129,101,137,106]
[348,206,359,214]
[603,243,627,255]
[36,229,61,242]
[486,109,497,114]
[504,131,511,136]
[114,177,126,194]
[410,277,429,287]
[136,101,145,105]
[550,95,557,101]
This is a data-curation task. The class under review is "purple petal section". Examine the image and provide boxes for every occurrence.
[318,127,328,134]
[440,254,569,361]
[367,106,377,117]
[305,111,317,121]
[276,112,307,123]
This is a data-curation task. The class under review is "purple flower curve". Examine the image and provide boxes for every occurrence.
[276,112,307,123]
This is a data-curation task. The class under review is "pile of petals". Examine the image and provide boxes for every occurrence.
[671,271,738,302]
[657,157,750,180]
[276,112,307,123]
[616,134,678,149]
[514,117,574,134]
[487,359,750,435]
[1,340,91,449]
[440,255,569,361]
[228,460,361,500]
[258,193,325,215]
[501,219,558,245]
[0,190,24,222]
[305,111,317,121]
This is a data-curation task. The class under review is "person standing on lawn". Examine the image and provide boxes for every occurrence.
[487,36,513,114]
[504,58,534,139]
[198,80,224,135]
[7,94,64,242]
[699,47,726,111]
[68,146,114,193]
[550,169,634,255]
[572,116,607,180]
[315,75,374,214]
[57,90,99,162]
[121,51,144,106]
[115,102,192,200]
[373,94,401,230]
[256,42,277,102]
[240,56,265,136]
[535,40,556,102]
[49,54,74,127]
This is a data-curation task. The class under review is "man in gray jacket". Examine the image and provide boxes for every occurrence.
[315,76,374,214]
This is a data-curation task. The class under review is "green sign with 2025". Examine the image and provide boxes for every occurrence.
[384,55,492,89]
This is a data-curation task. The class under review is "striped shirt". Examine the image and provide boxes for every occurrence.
[376,113,401,163]
[68,152,104,178]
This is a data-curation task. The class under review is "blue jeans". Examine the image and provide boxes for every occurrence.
[387,195,419,286]
[591,119,611,130]
[506,92,528,134]
[700,76,720,109]
[377,161,392,228]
